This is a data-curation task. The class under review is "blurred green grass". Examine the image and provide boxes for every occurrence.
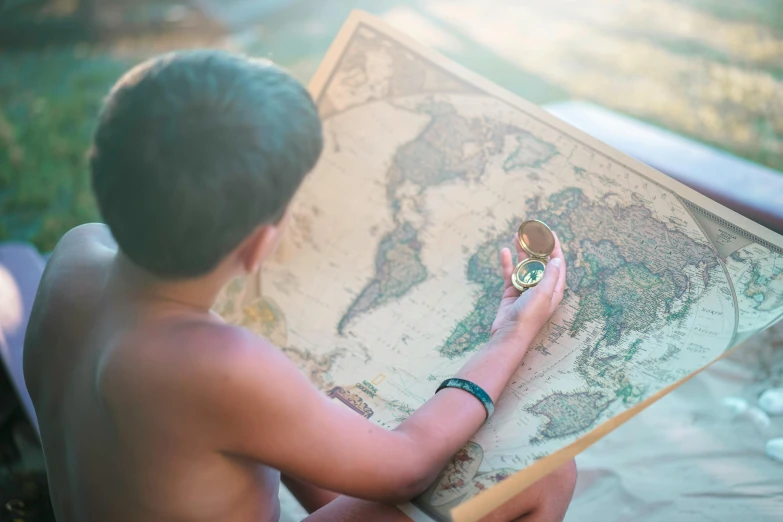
[0,48,130,250]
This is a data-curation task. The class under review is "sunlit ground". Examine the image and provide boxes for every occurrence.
[1,0,782,251]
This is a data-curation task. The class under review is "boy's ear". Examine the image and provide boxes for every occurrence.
[237,223,280,274]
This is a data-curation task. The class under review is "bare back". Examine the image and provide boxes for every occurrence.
[23,224,280,522]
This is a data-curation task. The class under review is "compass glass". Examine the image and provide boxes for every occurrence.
[513,259,546,289]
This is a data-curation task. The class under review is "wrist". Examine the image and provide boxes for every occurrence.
[487,324,536,354]
[457,341,528,403]
[436,378,495,420]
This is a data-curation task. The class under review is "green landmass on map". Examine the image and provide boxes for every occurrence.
[744,262,783,312]
[438,228,511,359]
[502,133,558,172]
[337,221,427,334]
[528,391,613,443]
[386,99,526,196]
[282,346,346,391]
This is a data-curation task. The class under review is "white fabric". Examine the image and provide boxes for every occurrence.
[566,323,783,522]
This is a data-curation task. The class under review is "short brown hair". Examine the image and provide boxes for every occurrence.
[90,50,322,278]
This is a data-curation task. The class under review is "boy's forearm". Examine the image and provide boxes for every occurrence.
[453,329,538,403]
[392,332,537,493]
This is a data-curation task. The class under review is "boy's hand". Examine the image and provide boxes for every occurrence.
[490,231,566,345]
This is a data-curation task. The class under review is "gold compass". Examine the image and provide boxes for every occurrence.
[512,220,555,292]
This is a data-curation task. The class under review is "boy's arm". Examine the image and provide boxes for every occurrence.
[203,238,565,503]
[201,333,486,502]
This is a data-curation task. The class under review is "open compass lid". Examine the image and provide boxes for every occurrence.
[517,220,555,258]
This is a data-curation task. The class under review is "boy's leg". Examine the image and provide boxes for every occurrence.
[301,459,576,522]
[284,474,410,521]
[281,475,339,513]
[478,460,577,522]
[303,497,412,522]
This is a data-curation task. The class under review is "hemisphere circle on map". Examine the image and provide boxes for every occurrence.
[727,243,783,334]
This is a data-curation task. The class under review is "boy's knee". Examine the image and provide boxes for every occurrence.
[556,459,577,495]
[479,460,577,522]
[537,459,577,521]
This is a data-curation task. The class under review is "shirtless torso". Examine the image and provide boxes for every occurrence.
[24,224,281,522]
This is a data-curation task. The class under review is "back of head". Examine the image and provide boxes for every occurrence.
[91,50,323,278]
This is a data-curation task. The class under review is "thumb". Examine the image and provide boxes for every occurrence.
[532,257,561,297]
[510,259,561,318]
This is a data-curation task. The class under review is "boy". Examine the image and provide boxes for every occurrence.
[23,50,576,521]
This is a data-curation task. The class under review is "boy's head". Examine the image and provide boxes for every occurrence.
[90,50,322,279]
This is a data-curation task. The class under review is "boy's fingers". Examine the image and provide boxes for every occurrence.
[531,257,560,299]
[552,256,567,305]
[500,248,513,288]
[549,232,566,305]
[500,248,522,301]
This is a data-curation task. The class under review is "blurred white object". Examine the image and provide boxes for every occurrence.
[723,396,749,415]
[278,484,307,522]
[746,406,771,433]
[722,397,770,432]
[758,388,783,415]
[765,438,783,463]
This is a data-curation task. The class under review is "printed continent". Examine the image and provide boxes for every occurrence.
[528,391,613,443]
[283,347,345,391]
[744,262,783,312]
[338,222,427,334]
[318,29,478,119]
[439,230,510,358]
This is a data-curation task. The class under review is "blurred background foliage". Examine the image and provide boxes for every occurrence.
[1,0,782,252]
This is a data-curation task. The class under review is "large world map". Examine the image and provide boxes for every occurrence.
[214,12,783,522]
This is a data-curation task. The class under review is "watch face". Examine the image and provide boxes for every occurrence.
[518,220,555,258]
[512,259,547,290]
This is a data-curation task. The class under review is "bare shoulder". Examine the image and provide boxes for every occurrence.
[152,320,291,384]
[164,321,300,409]
[33,223,116,325]
[100,319,300,441]
[146,320,327,457]
[62,222,114,243]
[25,224,115,347]
[24,224,118,397]
[38,223,116,300]
[51,223,117,264]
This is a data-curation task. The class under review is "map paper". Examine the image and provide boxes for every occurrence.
[214,11,783,522]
